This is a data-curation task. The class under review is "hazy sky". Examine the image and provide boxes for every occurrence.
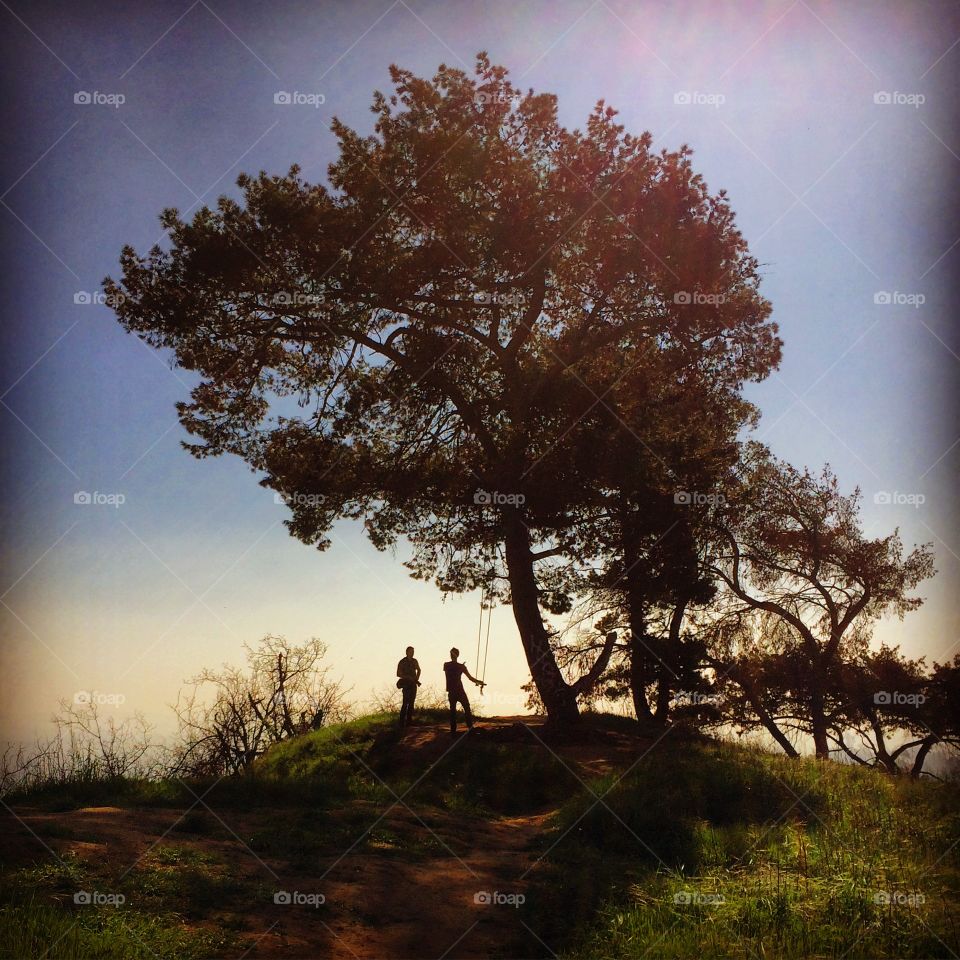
[1,0,958,745]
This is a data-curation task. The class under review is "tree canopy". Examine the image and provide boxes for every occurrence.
[106,54,780,724]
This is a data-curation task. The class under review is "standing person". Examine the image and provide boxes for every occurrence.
[443,647,485,734]
[396,646,421,728]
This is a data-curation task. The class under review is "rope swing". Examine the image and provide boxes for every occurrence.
[475,570,494,687]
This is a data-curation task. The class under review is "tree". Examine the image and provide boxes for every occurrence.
[106,54,779,725]
[171,635,348,777]
[837,648,960,777]
[918,655,960,775]
[705,613,834,758]
[559,507,719,726]
[707,446,935,758]
[558,376,754,726]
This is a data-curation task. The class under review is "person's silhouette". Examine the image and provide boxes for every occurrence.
[443,647,484,734]
[396,646,421,727]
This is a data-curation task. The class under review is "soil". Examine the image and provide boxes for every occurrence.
[1,715,656,958]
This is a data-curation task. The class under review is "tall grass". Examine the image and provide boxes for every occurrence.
[529,741,960,958]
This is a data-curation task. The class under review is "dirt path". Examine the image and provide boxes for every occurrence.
[278,807,551,958]
[2,717,652,958]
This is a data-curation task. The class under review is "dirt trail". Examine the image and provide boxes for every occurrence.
[286,807,551,958]
[2,716,652,958]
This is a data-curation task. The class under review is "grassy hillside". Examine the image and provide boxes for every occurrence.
[530,741,959,958]
[1,712,957,958]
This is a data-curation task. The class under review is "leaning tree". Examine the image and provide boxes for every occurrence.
[105,54,779,724]
[706,445,935,757]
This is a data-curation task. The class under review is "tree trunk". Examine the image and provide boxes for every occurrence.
[868,713,899,774]
[503,512,580,726]
[622,518,654,723]
[629,633,654,722]
[724,663,800,758]
[626,590,654,721]
[809,665,830,759]
[653,670,671,723]
[653,599,687,724]
[910,737,934,778]
[759,712,800,758]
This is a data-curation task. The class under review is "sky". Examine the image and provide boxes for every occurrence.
[1,0,958,746]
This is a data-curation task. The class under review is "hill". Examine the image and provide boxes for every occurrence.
[1,711,958,958]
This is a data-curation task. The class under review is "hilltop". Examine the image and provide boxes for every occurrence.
[1,712,958,958]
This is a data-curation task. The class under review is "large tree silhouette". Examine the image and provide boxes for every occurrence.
[106,55,779,724]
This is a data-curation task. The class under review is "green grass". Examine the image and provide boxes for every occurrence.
[527,740,960,959]
[6,766,337,813]
[3,842,250,956]
[4,714,413,811]
[257,709,583,815]
[12,852,91,892]
[122,845,254,921]
[0,897,235,959]
[6,712,957,958]
[254,709,448,779]
[403,740,582,815]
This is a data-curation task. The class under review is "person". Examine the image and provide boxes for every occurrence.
[443,647,485,734]
[396,646,421,727]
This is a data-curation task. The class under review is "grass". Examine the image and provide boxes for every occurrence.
[403,740,582,814]
[256,708,583,815]
[4,711,958,958]
[527,740,960,959]
[13,851,90,892]
[124,845,254,921]
[255,709,447,778]
[4,769,338,813]
[2,841,248,958]
[0,897,235,959]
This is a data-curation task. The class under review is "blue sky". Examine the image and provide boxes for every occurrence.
[1,0,958,744]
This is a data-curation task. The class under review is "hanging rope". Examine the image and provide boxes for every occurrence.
[475,579,486,678]
[480,591,492,685]
[475,565,495,687]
